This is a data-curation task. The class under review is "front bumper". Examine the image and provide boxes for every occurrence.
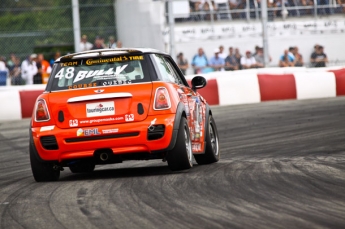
[31,114,175,162]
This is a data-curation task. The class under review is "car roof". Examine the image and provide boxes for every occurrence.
[57,48,167,62]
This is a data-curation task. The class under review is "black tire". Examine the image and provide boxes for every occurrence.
[69,161,95,173]
[167,117,193,171]
[30,141,60,182]
[194,115,220,165]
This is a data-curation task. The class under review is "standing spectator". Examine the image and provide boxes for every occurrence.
[279,50,295,67]
[292,46,304,67]
[33,62,43,84]
[116,40,123,48]
[310,45,328,67]
[80,34,93,51]
[0,56,7,71]
[10,57,22,85]
[209,48,225,71]
[225,47,238,71]
[234,48,242,69]
[288,47,296,61]
[336,0,345,13]
[91,36,106,50]
[241,51,257,69]
[37,54,51,75]
[318,0,330,14]
[253,45,260,56]
[191,48,208,74]
[310,44,319,57]
[108,36,116,49]
[254,47,265,68]
[37,53,51,84]
[21,54,38,85]
[218,45,227,59]
[176,52,189,75]
[50,51,61,66]
[6,53,16,70]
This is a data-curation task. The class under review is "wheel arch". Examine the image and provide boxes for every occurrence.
[168,102,187,151]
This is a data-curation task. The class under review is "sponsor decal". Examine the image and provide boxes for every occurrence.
[102,79,132,86]
[192,143,202,152]
[60,61,79,67]
[77,128,101,136]
[125,114,134,122]
[68,83,97,89]
[55,65,128,83]
[69,119,78,127]
[40,125,55,132]
[102,129,119,134]
[148,118,157,129]
[86,101,115,117]
[85,56,128,65]
[94,89,104,93]
[128,56,144,61]
[79,116,124,124]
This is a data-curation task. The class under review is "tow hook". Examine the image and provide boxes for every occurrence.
[53,165,64,171]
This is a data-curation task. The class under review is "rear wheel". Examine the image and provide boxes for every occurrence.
[194,115,220,165]
[167,117,193,171]
[69,161,95,173]
[30,142,60,182]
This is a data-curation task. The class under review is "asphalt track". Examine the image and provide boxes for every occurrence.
[0,97,345,229]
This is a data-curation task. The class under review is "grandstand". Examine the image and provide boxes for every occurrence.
[127,0,345,73]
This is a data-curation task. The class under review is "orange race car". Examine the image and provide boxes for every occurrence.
[30,48,220,182]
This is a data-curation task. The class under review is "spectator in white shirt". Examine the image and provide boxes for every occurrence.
[108,36,117,49]
[0,58,7,71]
[241,51,257,69]
[80,34,93,52]
[218,45,227,59]
[21,54,38,85]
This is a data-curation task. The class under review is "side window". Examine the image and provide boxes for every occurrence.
[163,57,184,85]
[152,54,179,84]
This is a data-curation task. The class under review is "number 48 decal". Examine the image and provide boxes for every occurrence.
[55,67,75,79]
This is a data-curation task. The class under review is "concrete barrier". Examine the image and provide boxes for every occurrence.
[187,67,345,106]
[0,67,344,120]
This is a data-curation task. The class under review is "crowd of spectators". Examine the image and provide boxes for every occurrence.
[182,0,344,21]
[0,34,122,85]
[177,43,328,74]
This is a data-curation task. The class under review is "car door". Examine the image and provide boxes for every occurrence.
[161,56,206,153]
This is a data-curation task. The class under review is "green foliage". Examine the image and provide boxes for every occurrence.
[0,0,116,59]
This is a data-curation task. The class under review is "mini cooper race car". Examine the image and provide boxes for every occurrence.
[30,48,220,182]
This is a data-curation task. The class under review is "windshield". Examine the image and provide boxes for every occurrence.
[47,54,150,91]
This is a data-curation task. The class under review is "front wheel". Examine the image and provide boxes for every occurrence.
[194,115,220,165]
[30,142,60,182]
[167,117,193,171]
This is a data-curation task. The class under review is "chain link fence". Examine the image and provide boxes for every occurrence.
[0,0,116,62]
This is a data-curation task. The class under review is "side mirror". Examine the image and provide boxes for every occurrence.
[191,76,207,91]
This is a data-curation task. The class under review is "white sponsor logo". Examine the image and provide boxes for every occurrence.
[69,119,78,127]
[125,114,134,122]
[86,101,115,117]
[102,129,119,134]
[40,125,55,132]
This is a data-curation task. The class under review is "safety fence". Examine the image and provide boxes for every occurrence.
[0,0,116,60]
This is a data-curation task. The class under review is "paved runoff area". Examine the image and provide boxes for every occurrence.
[0,97,345,229]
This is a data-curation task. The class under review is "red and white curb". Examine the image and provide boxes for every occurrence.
[0,68,344,120]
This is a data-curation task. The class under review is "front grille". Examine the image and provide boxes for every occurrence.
[40,136,59,150]
[65,132,140,143]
